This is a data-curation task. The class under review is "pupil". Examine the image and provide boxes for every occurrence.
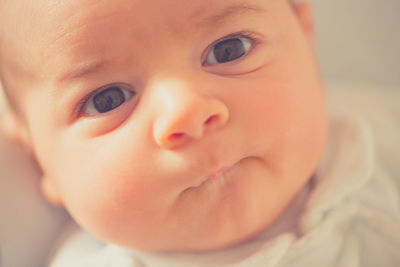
[214,38,245,63]
[94,87,125,113]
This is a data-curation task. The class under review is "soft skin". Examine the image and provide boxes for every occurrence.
[0,0,328,251]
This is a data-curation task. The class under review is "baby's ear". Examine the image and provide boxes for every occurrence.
[40,174,63,206]
[293,1,314,45]
[2,108,33,153]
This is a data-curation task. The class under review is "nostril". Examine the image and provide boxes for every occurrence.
[169,132,185,140]
[204,114,219,125]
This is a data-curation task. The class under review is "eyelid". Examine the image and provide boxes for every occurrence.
[75,83,134,117]
[201,31,261,66]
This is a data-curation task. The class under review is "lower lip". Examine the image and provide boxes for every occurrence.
[189,165,235,189]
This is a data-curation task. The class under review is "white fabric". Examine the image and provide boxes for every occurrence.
[48,86,400,267]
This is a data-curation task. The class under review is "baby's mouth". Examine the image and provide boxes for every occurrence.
[190,163,237,189]
[204,166,233,180]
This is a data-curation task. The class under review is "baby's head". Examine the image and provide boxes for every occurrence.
[0,0,328,251]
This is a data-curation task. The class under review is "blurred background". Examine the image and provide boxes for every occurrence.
[309,0,400,88]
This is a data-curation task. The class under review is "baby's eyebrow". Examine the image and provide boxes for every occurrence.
[195,3,266,28]
[56,3,265,84]
[57,60,107,84]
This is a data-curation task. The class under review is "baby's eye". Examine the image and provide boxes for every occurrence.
[203,35,253,66]
[83,86,135,115]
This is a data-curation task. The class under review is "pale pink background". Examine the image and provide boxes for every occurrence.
[310,0,400,87]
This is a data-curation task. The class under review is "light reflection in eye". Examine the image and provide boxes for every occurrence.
[203,34,254,66]
[83,86,135,115]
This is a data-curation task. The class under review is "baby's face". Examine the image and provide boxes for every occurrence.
[3,0,328,251]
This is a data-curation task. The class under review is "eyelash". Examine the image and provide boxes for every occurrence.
[75,84,131,117]
[202,31,260,65]
[76,93,92,116]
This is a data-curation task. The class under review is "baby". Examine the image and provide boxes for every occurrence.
[1,0,399,266]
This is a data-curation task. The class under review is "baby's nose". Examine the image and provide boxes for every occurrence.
[152,79,229,149]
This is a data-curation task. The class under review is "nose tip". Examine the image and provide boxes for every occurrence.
[154,100,229,149]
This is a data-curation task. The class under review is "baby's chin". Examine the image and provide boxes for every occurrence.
[124,205,288,253]
[176,221,277,252]
[73,157,312,252]
[115,221,273,253]
[108,201,290,253]
[120,186,303,252]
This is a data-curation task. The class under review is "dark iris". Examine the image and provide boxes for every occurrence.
[93,87,125,113]
[213,38,246,63]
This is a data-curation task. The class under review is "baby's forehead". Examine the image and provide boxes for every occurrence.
[2,0,269,59]
[0,0,274,83]
[2,0,272,45]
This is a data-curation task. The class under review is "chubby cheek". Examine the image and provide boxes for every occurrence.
[236,69,328,175]
[48,134,169,243]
